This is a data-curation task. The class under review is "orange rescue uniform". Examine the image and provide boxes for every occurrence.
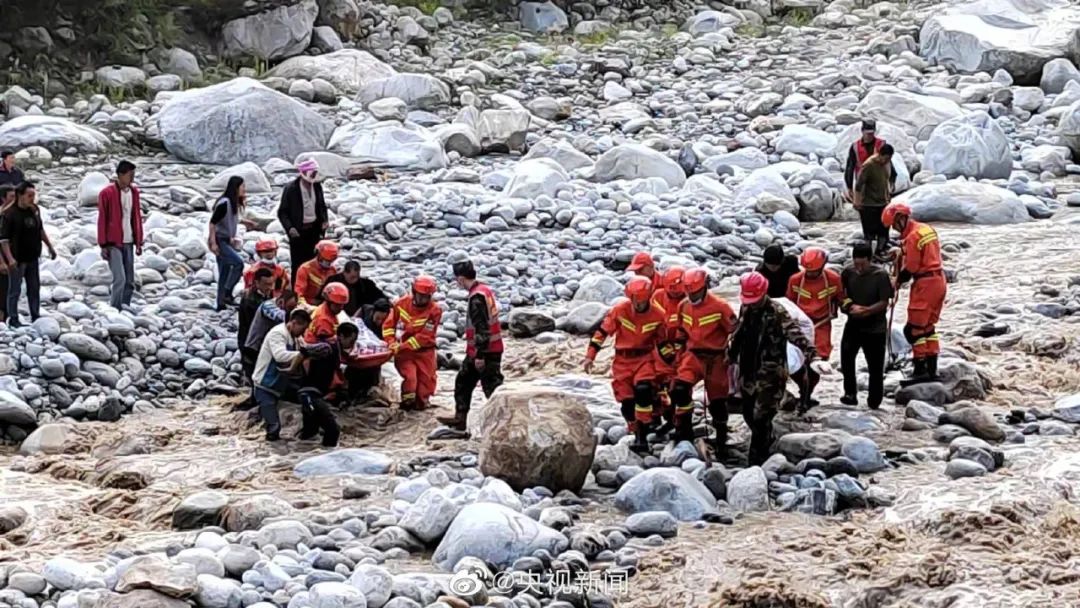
[304,302,341,344]
[295,260,336,306]
[586,300,667,424]
[675,293,737,418]
[383,295,442,406]
[787,269,844,359]
[243,261,291,298]
[900,220,946,358]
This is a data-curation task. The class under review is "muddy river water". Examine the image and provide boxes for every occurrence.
[2,206,1080,608]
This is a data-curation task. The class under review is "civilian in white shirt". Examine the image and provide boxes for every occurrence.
[252,308,312,441]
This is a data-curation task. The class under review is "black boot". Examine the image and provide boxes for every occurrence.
[711,423,728,462]
[925,355,938,382]
[748,416,774,466]
[900,358,930,387]
[631,424,650,454]
[674,415,694,443]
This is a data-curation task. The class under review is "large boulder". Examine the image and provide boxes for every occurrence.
[1041,58,1080,94]
[519,1,569,33]
[158,78,334,165]
[0,116,109,154]
[475,384,596,492]
[522,138,594,172]
[774,432,843,461]
[172,491,229,530]
[207,162,272,194]
[736,166,797,211]
[684,10,744,36]
[476,109,531,153]
[267,49,396,94]
[919,0,1080,85]
[1057,99,1080,158]
[922,112,1011,179]
[502,158,570,199]
[613,468,716,521]
[774,125,838,157]
[726,466,770,512]
[0,391,36,427]
[572,275,624,304]
[895,180,1032,224]
[856,87,965,140]
[357,73,450,109]
[293,448,393,477]
[328,122,447,170]
[432,503,568,570]
[19,423,74,455]
[221,0,319,61]
[592,144,686,188]
[116,555,198,598]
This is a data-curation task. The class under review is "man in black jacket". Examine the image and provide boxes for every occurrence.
[755,244,799,299]
[0,152,25,188]
[277,159,328,285]
[328,260,386,317]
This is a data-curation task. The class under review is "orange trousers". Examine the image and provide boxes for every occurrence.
[814,322,833,359]
[396,349,437,405]
[909,274,947,358]
[675,352,730,420]
[612,353,655,424]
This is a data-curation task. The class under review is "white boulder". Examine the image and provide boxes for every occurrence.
[356,73,450,109]
[896,180,1033,224]
[0,116,109,154]
[222,0,319,61]
[503,159,570,199]
[856,87,965,140]
[522,138,594,172]
[208,162,272,194]
[774,124,838,157]
[266,49,396,94]
[922,112,1011,179]
[592,144,686,187]
[328,122,447,171]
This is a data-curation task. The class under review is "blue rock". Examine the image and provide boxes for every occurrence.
[293,449,393,478]
[613,468,716,521]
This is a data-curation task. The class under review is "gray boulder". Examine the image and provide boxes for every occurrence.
[840,436,887,473]
[592,144,686,188]
[0,115,109,154]
[398,487,462,544]
[158,78,334,165]
[357,73,450,109]
[896,180,1032,225]
[59,333,112,362]
[1051,393,1080,423]
[923,112,1011,179]
[613,468,716,521]
[222,0,319,61]
[1041,57,1080,94]
[153,47,202,82]
[1057,99,1080,158]
[503,158,570,200]
[856,86,964,140]
[572,275,624,304]
[726,466,770,512]
[267,49,396,94]
[945,458,987,479]
[432,503,568,570]
[519,1,569,33]
[940,406,1005,442]
[522,138,594,171]
[115,555,198,598]
[294,448,392,477]
[774,432,843,461]
[507,308,557,338]
[173,491,229,530]
[0,390,36,427]
[625,511,678,537]
[557,302,608,334]
[476,109,531,153]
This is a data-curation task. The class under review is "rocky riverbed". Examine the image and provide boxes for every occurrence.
[3,0,1080,606]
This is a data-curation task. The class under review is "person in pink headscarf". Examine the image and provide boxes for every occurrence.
[277,158,328,285]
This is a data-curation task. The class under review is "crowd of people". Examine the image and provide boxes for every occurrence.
[0,145,946,462]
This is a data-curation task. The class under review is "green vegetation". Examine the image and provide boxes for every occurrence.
[387,0,441,15]
[660,23,680,38]
[577,28,615,46]
[539,52,559,67]
[736,23,767,38]
[781,7,814,26]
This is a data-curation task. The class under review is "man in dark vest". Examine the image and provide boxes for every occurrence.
[437,260,504,431]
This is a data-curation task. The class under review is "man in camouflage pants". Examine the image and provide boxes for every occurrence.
[730,272,818,466]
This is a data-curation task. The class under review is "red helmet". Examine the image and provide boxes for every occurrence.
[799,247,827,272]
[683,268,708,294]
[255,239,278,254]
[323,282,349,305]
[316,240,339,262]
[627,251,654,272]
[740,271,768,305]
[661,266,685,295]
[412,275,437,296]
[625,277,652,305]
[881,202,912,228]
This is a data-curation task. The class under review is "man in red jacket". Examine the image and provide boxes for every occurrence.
[97,160,144,310]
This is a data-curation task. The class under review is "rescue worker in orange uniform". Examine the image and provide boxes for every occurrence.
[882,202,947,386]
[671,268,738,455]
[295,240,339,307]
[627,251,662,293]
[243,239,291,297]
[383,276,442,411]
[786,247,843,409]
[651,266,686,433]
[305,282,349,344]
[438,260,505,431]
[584,277,668,453]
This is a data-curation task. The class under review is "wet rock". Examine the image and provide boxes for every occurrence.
[433,503,568,570]
[933,424,971,443]
[774,432,842,461]
[99,589,190,608]
[939,406,1005,442]
[840,437,887,473]
[614,467,716,520]
[116,555,198,598]
[294,449,392,477]
[726,466,770,513]
[0,390,36,427]
[895,382,952,407]
[221,495,295,532]
[507,309,557,338]
[948,436,1005,469]
[398,487,462,544]
[951,445,997,472]
[945,458,987,479]
[791,488,836,516]
[254,520,313,550]
[701,467,727,501]
[18,422,74,455]
[905,400,945,424]
[172,490,229,530]
[42,557,105,591]
[475,385,595,493]
[0,505,27,534]
[625,512,678,538]
[349,564,393,607]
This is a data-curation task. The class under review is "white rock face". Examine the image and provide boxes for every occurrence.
[522,138,594,171]
[683,10,744,36]
[222,0,319,61]
[157,78,334,165]
[920,0,1080,84]
[519,1,569,33]
[592,144,686,187]
[0,116,110,154]
[78,172,111,207]
[503,158,570,199]
[856,87,965,140]
[922,112,1011,179]
[774,125,838,157]
[329,122,448,170]
[95,66,146,90]
[267,49,396,94]
[356,73,451,109]
[896,180,1033,224]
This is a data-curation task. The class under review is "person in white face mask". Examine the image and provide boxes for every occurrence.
[277,158,328,286]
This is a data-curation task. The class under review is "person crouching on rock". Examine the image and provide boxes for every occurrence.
[383,276,442,411]
[583,277,668,454]
[252,308,312,441]
[731,272,817,466]
[297,322,363,448]
[671,268,738,457]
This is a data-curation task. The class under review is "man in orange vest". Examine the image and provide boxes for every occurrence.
[786,247,843,409]
[627,251,662,293]
[243,238,290,297]
[584,277,668,453]
[882,202,947,386]
[651,266,686,433]
[671,268,738,456]
[295,240,339,307]
[305,282,349,344]
[437,261,505,431]
[383,275,442,411]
